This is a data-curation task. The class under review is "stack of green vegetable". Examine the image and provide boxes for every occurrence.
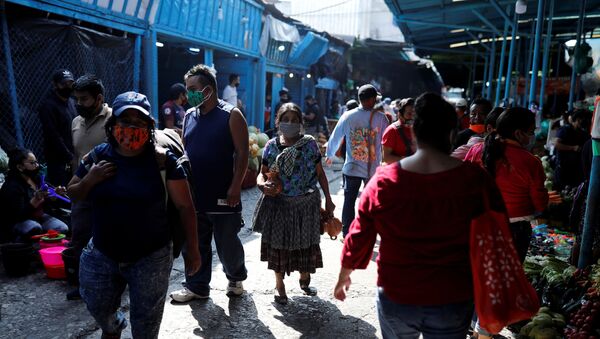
[524,255,574,285]
[247,126,269,173]
[519,307,565,338]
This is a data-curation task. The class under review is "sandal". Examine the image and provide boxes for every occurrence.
[299,277,317,296]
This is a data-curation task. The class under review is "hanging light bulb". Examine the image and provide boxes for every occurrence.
[515,0,527,15]
[218,1,224,20]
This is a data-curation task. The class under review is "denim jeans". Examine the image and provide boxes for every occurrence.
[509,220,532,263]
[79,241,173,339]
[13,214,69,241]
[184,213,247,296]
[377,289,473,339]
[342,175,369,237]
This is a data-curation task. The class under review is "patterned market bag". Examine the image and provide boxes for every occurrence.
[470,190,540,334]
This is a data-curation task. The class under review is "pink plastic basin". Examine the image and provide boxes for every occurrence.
[39,246,66,266]
[40,239,68,249]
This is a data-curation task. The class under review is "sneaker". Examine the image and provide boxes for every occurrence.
[170,287,209,302]
[226,281,244,297]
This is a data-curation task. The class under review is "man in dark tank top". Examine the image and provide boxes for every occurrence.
[170,64,249,302]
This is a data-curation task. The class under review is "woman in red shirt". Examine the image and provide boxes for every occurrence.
[477,107,548,262]
[381,98,415,164]
[334,93,508,338]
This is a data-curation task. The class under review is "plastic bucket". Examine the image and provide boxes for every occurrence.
[61,247,79,285]
[40,238,68,249]
[45,264,66,279]
[1,243,34,277]
[39,246,66,279]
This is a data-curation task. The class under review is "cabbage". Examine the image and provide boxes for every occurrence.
[249,133,257,146]
[256,133,269,148]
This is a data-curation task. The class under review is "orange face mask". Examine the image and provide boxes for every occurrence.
[112,125,149,151]
[469,124,486,134]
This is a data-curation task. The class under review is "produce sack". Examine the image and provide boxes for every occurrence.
[471,190,540,333]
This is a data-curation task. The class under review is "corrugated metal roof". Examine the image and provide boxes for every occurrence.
[383,0,600,57]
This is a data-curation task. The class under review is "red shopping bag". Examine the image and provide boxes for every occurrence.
[470,191,540,334]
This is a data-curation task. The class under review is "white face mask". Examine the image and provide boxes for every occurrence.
[279,122,302,138]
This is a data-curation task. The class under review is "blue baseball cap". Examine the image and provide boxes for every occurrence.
[112,91,151,117]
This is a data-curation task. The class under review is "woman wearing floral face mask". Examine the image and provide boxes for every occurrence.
[253,102,335,304]
[67,91,200,339]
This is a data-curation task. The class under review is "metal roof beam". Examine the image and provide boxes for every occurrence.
[466,31,491,52]
[472,9,502,35]
[397,1,514,19]
[393,16,495,33]
[489,0,515,28]
[411,45,474,55]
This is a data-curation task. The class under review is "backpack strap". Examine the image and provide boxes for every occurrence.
[394,123,413,157]
[83,147,101,172]
[155,146,169,206]
[367,110,376,178]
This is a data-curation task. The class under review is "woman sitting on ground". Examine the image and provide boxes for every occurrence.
[0,148,69,242]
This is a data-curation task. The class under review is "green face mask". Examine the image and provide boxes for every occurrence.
[187,89,205,107]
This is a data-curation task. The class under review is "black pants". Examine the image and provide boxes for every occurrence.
[509,220,532,263]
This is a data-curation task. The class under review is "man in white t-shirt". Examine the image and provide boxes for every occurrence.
[223,73,240,107]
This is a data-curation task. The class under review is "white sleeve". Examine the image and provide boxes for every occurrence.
[223,86,236,105]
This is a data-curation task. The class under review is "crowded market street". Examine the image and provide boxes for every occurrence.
[1,166,390,339]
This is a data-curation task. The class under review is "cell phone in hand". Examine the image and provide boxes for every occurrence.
[217,199,228,206]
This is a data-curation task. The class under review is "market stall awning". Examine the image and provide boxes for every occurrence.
[288,32,329,68]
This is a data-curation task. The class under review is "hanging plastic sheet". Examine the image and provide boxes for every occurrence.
[259,15,300,56]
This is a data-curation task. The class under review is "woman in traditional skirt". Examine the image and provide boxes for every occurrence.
[253,102,335,304]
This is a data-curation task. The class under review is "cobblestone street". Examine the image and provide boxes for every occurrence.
[0,167,384,339]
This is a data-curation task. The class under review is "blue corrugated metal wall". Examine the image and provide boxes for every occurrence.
[155,0,263,57]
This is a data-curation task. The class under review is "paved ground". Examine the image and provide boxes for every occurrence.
[0,164,516,339]
[0,166,383,339]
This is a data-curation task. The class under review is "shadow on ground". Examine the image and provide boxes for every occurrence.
[273,296,377,338]
[171,293,275,338]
